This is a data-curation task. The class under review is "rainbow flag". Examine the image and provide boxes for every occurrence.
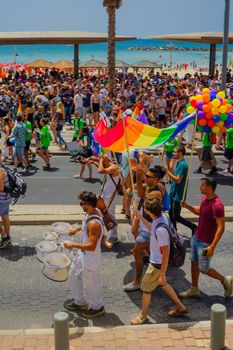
[94,113,195,153]
[132,102,143,118]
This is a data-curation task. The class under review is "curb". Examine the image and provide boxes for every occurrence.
[0,319,232,336]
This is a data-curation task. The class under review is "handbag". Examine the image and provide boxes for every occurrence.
[96,196,118,231]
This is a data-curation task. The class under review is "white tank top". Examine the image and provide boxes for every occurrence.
[102,174,119,201]
[81,213,104,265]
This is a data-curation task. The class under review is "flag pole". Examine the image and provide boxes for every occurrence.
[123,117,137,210]
[112,152,127,196]
[182,112,198,202]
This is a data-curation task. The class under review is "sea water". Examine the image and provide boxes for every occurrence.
[0,39,233,68]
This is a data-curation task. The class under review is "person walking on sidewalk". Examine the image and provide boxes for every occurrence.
[64,191,105,318]
[0,150,12,248]
[179,177,233,299]
[131,197,188,325]
[165,145,197,236]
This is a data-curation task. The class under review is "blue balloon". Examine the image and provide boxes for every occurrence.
[213,115,220,122]
[210,93,216,101]
[203,126,211,133]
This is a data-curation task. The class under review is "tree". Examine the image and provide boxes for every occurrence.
[103,0,122,92]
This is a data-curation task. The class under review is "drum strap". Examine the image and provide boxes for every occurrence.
[100,175,117,210]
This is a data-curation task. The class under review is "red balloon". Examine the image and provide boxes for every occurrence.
[207,120,215,128]
[205,112,213,120]
[199,119,207,126]
[190,99,198,108]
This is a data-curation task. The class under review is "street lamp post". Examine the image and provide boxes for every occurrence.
[222,0,230,91]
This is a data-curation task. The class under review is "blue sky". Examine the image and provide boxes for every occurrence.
[0,0,232,36]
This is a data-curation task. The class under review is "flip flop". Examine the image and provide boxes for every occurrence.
[168,307,188,317]
[131,315,149,325]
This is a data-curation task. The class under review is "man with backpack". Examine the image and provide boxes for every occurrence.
[11,114,29,172]
[179,178,233,299]
[0,150,12,248]
[131,197,188,325]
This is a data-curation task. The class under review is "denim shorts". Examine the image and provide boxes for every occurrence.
[165,151,174,159]
[190,234,211,271]
[135,230,150,244]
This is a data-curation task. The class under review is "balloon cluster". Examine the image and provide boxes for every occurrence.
[186,88,233,134]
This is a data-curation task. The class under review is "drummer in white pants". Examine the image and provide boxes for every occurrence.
[98,153,119,246]
[64,191,105,318]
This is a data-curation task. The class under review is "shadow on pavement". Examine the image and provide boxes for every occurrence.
[0,245,36,261]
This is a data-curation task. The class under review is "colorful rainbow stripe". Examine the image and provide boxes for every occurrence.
[94,113,195,153]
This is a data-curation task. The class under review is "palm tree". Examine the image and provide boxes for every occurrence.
[103,0,122,92]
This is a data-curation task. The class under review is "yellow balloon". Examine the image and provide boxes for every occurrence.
[212,126,220,134]
[212,99,221,107]
[217,91,226,99]
[217,121,224,127]
[190,96,196,101]
[211,107,219,115]
[219,105,227,114]
[202,88,210,94]
[196,94,203,102]
[187,106,195,114]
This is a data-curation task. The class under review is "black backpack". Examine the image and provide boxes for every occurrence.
[1,164,27,205]
[154,222,187,268]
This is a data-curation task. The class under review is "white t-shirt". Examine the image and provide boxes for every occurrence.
[150,214,170,264]
[157,98,166,115]
[74,93,83,108]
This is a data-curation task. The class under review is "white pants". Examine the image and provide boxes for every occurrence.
[69,251,103,310]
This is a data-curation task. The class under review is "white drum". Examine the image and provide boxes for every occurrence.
[50,222,71,235]
[42,231,58,241]
[42,252,71,282]
[36,241,57,262]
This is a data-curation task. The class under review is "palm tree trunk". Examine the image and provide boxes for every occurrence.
[107,5,116,92]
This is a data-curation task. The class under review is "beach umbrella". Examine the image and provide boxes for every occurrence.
[133,60,161,68]
[80,59,107,68]
[28,59,54,68]
[53,60,73,70]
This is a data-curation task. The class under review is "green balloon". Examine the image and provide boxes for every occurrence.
[186,103,191,108]
[198,126,204,132]
[220,114,228,121]
[228,99,232,104]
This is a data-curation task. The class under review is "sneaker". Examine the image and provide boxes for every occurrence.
[82,306,105,318]
[179,287,200,299]
[123,282,141,292]
[0,235,12,249]
[64,301,88,311]
[193,168,202,174]
[223,276,233,298]
[209,167,218,174]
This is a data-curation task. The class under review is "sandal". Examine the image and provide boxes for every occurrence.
[168,307,188,317]
[131,315,149,325]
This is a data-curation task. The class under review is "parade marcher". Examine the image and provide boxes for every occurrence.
[179,178,233,298]
[223,126,233,173]
[194,132,218,174]
[166,145,197,235]
[72,111,85,142]
[11,114,29,171]
[39,118,51,170]
[64,191,105,317]
[130,197,188,325]
[0,150,12,248]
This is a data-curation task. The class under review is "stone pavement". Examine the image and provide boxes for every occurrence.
[0,321,233,350]
[8,205,233,224]
[1,223,233,331]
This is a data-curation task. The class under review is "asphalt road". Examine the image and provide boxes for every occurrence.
[14,154,233,206]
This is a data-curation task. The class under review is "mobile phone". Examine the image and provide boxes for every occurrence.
[202,250,207,256]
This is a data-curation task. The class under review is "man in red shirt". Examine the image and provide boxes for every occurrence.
[179,178,233,298]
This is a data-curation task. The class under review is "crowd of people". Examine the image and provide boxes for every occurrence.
[0,66,233,322]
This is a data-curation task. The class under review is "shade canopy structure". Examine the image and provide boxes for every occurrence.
[0,31,135,77]
[133,60,161,69]
[115,59,131,68]
[148,32,233,76]
[53,60,73,70]
[27,59,53,68]
[80,59,107,68]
